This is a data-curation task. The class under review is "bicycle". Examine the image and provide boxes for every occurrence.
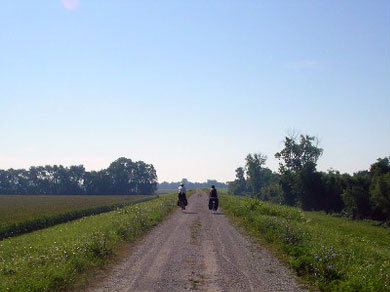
[177,192,187,210]
[208,197,218,211]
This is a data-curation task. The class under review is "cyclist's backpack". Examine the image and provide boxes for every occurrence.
[210,188,217,198]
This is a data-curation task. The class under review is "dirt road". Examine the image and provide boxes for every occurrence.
[86,190,309,292]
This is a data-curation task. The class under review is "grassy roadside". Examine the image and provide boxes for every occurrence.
[0,196,157,240]
[219,193,390,292]
[0,193,178,292]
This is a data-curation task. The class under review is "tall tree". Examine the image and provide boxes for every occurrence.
[369,157,390,221]
[275,134,323,174]
[245,153,267,196]
[275,134,324,209]
[133,161,157,195]
[320,170,345,213]
[0,157,158,196]
[235,167,247,194]
[68,165,85,194]
[228,167,247,195]
[107,157,135,194]
[107,157,157,195]
[342,171,371,219]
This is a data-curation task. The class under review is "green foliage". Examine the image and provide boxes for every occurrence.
[245,153,268,194]
[0,157,157,195]
[274,133,325,210]
[106,158,157,195]
[228,154,280,201]
[319,171,345,213]
[274,134,323,173]
[220,194,390,292]
[227,131,389,224]
[340,158,390,223]
[341,172,371,220]
[370,172,390,219]
[229,131,389,223]
[369,158,390,222]
[0,194,177,292]
[259,183,283,204]
[159,179,227,190]
[228,167,247,195]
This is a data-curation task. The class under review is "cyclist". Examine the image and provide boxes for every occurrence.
[177,183,187,210]
[208,185,218,211]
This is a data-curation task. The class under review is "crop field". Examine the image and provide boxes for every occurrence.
[0,195,153,240]
[220,193,390,292]
[0,193,178,292]
[155,189,177,195]
[0,195,148,225]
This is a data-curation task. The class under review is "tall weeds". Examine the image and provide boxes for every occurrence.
[220,194,390,292]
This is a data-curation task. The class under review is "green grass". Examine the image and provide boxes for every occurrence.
[0,193,178,292]
[0,195,148,226]
[220,194,390,292]
[155,189,177,195]
[0,195,157,240]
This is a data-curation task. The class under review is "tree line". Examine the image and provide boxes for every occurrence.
[228,134,390,223]
[158,178,227,190]
[0,157,157,195]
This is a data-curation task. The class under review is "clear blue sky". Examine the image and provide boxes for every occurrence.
[1,0,389,182]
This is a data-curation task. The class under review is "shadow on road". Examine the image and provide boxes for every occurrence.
[212,212,224,215]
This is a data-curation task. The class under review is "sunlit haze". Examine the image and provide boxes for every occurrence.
[61,0,79,11]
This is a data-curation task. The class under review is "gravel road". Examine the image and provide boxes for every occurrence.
[86,190,310,292]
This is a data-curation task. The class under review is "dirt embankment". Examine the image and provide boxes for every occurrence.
[85,190,309,292]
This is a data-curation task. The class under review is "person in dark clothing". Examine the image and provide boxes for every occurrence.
[208,185,218,211]
[177,183,187,210]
